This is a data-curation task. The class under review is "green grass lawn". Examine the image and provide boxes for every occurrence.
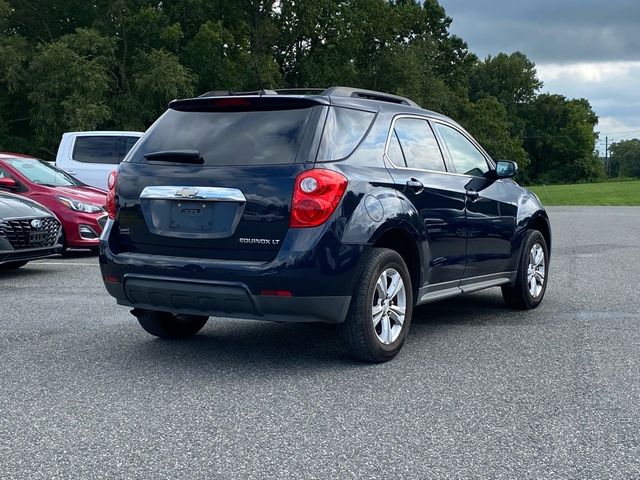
[528,181,640,206]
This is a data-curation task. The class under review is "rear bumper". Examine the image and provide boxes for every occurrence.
[99,220,365,324]
[109,274,351,324]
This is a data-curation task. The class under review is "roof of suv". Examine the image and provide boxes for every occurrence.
[187,86,454,124]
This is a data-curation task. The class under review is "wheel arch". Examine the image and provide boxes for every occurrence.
[528,213,552,253]
[370,225,423,304]
[510,209,552,273]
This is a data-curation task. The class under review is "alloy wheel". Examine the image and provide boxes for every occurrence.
[372,268,407,345]
[527,243,546,298]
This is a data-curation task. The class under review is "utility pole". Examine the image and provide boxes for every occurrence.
[605,136,609,177]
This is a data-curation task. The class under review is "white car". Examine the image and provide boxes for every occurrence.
[55,131,143,190]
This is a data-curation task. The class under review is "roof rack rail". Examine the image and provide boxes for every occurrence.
[197,86,420,108]
[274,88,326,95]
[321,87,420,107]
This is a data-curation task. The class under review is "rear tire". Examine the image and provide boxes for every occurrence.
[134,310,209,339]
[502,230,549,310]
[0,261,28,270]
[338,248,413,363]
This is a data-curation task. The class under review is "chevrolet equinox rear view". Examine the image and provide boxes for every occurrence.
[100,87,551,363]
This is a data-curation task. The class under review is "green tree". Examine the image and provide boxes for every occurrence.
[0,34,33,152]
[28,28,116,156]
[127,49,195,128]
[183,20,248,92]
[5,0,97,41]
[0,0,603,177]
[609,139,640,178]
[460,96,529,171]
[523,94,603,183]
[470,52,542,108]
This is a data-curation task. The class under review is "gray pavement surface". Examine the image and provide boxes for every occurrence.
[1,206,639,479]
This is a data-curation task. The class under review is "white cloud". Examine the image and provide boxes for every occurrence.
[537,62,640,83]
[436,0,640,152]
[535,61,640,152]
[440,0,640,62]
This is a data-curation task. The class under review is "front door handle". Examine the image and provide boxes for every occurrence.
[466,189,480,201]
[406,178,424,194]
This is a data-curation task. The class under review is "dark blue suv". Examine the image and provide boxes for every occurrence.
[100,87,551,362]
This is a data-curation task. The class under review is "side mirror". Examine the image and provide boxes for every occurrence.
[0,177,18,190]
[494,160,518,179]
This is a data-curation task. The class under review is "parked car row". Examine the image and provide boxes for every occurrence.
[0,132,141,269]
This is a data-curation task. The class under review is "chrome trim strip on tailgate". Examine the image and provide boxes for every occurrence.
[139,186,246,202]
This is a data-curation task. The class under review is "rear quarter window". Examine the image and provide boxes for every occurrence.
[72,136,139,164]
[316,107,375,162]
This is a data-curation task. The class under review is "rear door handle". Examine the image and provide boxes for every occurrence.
[66,170,77,175]
[406,178,424,194]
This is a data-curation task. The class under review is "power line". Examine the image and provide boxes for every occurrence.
[598,128,640,136]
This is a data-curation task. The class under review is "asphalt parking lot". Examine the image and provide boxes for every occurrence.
[1,206,639,479]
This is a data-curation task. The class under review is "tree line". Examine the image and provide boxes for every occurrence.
[0,0,617,184]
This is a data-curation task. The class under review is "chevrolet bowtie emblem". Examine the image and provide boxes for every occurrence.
[175,187,200,198]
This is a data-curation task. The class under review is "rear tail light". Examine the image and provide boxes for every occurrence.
[106,170,117,219]
[290,169,348,228]
[107,170,117,190]
[260,290,293,297]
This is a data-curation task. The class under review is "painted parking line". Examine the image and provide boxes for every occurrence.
[34,262,97,266]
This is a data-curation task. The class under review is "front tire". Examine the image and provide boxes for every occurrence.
[338,248,413,363]
[134,309,209,339]
[502,230,549,309]
[58,231,68,255]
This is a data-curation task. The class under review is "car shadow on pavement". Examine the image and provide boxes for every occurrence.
[0,267,51,280]
[113,320,352,372]
[62,249,98,259]
[411,290,512,328]
[104,291,517,372]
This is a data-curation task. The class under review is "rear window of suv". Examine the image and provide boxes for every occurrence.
[130,107,314,166]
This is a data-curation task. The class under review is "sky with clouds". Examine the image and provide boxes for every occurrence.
[437,0,640,150]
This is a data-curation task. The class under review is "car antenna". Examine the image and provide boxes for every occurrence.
[252,56,266,96]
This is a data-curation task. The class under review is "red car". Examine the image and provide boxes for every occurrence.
[0,152,107,252]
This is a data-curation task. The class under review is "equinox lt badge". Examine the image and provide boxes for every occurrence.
[239,238,280,245]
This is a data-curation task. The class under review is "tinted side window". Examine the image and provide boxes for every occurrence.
[317,107,375,161]
[435,124,489,176]
[72,136,137,165]
[393,118,446,171]
[73,136,120,164]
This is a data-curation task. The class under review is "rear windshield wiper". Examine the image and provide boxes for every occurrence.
[144,150,204,165]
